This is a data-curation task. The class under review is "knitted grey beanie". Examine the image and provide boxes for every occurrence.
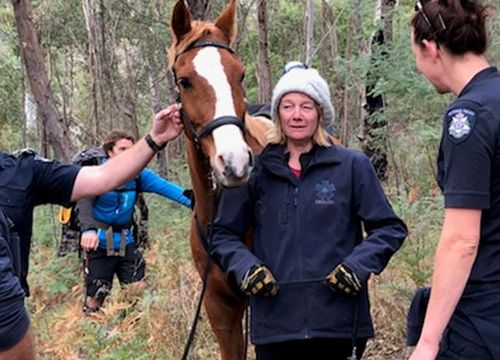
[271,66,335,130]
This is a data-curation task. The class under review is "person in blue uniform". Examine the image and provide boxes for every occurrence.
[209,63,407,360]
[78,130,192,312]
[409,1,500,360]
[0,104,183,359]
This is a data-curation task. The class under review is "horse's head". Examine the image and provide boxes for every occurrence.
[169,0,253,188]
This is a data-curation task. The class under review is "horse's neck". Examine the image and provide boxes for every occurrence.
[186,141,219,226]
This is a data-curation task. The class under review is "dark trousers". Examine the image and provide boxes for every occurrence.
[438,328,494,360]
[255,338,367,360]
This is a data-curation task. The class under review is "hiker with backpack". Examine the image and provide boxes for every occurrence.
[0,105,183,359]
[78,130,192,312]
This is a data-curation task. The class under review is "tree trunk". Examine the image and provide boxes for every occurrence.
[149,65,168,178]
[82,0,120,138]
[340,27,352,147]
[12,0,75,161]
[186,0,211,20]
[319,0,339,135]
[122,42,139,138]
[82,0,102,138]
[256,0,271,102]
[20,61,27,148]
[305,0,314,66]
[359,0,395,181]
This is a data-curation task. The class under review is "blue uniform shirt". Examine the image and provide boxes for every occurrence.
[0,151,80,294]
[436,67,500,354]
[437,67,500,283]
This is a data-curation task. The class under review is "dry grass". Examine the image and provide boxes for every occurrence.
[28,187,439,359]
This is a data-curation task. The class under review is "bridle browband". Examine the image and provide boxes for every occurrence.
[177,40,237,60]
[173,39,245,145]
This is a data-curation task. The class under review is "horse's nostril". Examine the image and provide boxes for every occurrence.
[217,154,225,168]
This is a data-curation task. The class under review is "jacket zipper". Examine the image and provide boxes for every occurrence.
[293,184,310,339]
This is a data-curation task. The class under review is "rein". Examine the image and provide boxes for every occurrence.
[173,39,246,147]
[175,39,250,360]
[181,189,217,360]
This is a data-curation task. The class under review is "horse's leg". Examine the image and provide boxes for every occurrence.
[204,266,246,360]
[190,229,246,359]
[0,327,36,360]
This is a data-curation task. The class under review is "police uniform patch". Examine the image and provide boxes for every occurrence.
[447,108,476,143]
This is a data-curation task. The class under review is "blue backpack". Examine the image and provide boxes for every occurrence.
[57,147,149,257]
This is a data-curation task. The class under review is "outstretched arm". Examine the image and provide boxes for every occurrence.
[71,104,183,201]
[139,168,191,208]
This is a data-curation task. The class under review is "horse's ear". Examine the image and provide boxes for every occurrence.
[171,0,192,43]
[214,0,237,45]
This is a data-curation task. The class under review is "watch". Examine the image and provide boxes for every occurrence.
[145,134,166,152]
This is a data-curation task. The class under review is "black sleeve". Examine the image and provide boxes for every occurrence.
[209,183,262,286]
[342,153,408,281]
[32,158,81,207]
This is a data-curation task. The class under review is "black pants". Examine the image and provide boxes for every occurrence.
[438,328,493,360]
[85,244,145,298]
[255,338,367,360]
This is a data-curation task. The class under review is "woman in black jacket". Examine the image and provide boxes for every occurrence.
[210,63,407,360]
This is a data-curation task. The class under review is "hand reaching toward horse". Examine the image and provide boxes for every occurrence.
[149,104,184,148]
[240,265,279,297]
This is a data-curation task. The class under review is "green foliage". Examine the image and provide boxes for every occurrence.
[0,6,22,138]
[392,193,442,287]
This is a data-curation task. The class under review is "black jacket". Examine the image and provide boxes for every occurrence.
[210,143,407,344]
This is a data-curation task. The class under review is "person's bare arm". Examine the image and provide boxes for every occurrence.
[71,105,182,201]
[409,208,481,360]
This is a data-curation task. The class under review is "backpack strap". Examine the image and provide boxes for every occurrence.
[104,226,127,257]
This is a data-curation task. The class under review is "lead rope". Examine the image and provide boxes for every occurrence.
[347,296,360,360]
[181,189,218,360]
[242,297,249,360]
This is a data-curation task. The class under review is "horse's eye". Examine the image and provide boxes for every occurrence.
[177,78,192,90]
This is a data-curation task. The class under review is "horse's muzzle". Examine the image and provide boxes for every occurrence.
[214,150,253,188]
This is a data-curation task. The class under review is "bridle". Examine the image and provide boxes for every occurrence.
[176,41,248,360]
[174,40,251,360]
[172,40,246,146]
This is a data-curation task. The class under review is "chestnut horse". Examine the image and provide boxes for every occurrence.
[168,1,273,359]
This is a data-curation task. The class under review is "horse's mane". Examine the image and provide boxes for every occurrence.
[168,22,232,69]
[245,114,274,149]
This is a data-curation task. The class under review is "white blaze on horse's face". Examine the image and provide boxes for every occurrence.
[193,47,252,186]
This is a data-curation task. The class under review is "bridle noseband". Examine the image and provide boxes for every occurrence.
[173,40,246,146]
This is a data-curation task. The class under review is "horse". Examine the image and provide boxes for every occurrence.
[168,0,273,359]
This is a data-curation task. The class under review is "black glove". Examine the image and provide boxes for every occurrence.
[183,189,195,210]
[326,263,362,296]
[240,265,279,297]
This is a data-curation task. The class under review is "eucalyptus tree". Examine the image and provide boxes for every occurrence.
[11,0,76,161]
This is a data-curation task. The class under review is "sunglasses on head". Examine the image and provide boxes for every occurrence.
[283,61,308,75]
[414,0,447,36]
